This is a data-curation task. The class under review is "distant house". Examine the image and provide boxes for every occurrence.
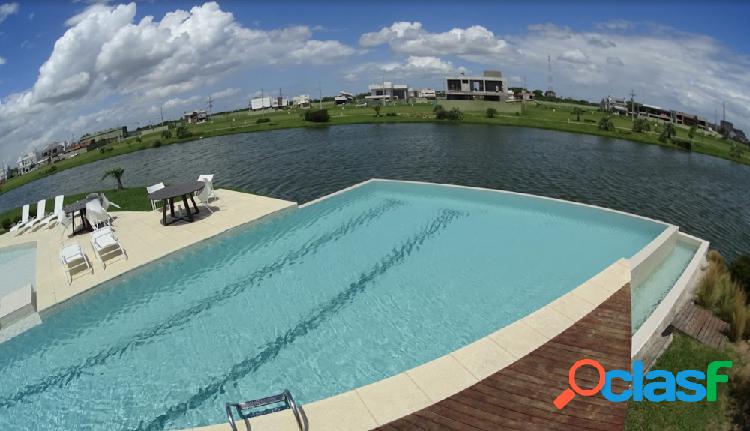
[39,142,66,164]
[16,152,37,175]
[544,90,557,99]
[409,88,436,100]
[183,110,208,123]
[0,164,9,182]
[446,71,507,101]
[292,94,311,108]
[720,120,749,145]
[365,83,409,103]
[334,91,354,105]
[513,89,534,102]
[600,96,628,116]
[674,111,709,130]
[639,104,672,123]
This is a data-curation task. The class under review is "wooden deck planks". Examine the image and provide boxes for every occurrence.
[374,284,632,431]
[671,302,728,350]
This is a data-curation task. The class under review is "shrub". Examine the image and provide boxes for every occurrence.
[729,255,750,298]
[385,112,397,117]
[44,165,57,174]
[256,117,271,124]
[436,107,463,121]
[1,218,11,230]
[161,129,172,139]
[632,118,651,133]
[598,116,614,131]
[696,250,750,341]
[729,369,750,428]
[688,125,697,139]
[432,104,443,113]
[730,143,744,160]
[673,138,692,151]
[152,140,162,148]
[304,109,330,122]
[373,105,381,117]
[486,108,497,118]
[175,126,191,138]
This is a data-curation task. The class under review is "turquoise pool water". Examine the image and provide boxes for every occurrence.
[0,243,36,297]
[0,181,665,430]
[632,239,699,330]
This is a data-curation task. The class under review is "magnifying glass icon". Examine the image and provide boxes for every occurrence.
[553,358,606,410]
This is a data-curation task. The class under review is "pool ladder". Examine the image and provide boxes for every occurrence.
[226,389,308,431]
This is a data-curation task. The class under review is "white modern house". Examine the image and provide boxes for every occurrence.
[365,82,409,103]
[16,152,38,175]
[292,95,311,108]
[445,70,508,102]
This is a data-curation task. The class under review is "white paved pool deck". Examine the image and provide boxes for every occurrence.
[0,189,296,312]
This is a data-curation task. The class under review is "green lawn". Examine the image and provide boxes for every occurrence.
[0,100,745,198]
[625,334,736,431]
[0,187,150,235]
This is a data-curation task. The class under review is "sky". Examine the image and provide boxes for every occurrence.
[0,0,749,164]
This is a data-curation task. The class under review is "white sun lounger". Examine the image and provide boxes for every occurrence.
[41,195,65,229]
[9,204,30,233]
[90,227,127,269]
[20,199,47,233]
[59,241,93,285]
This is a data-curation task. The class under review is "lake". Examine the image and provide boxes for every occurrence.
[1,123,748,259]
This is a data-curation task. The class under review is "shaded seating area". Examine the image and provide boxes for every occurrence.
[146,175,219,225]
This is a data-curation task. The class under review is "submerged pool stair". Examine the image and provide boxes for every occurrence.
[226,389,308,431]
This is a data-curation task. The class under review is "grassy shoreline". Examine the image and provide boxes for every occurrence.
[1,101,746,197]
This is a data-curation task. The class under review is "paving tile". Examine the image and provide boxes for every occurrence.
[407,354,478,402]
[489,319,549,360]
[356,373,431,425]
[451,337,515,380]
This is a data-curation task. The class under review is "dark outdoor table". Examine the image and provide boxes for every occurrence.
[63,198,94,234]
[148,181,204,226]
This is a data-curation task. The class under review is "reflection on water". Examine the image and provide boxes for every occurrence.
[1,123,748,258]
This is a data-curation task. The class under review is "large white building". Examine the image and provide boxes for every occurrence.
[16,152,38,175]
[366,82,409,103]
[445,70,508,102]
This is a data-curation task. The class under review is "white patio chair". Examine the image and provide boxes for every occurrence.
[21,199,47,233]
[197,175,217,201]
[59,241,93,285]
[100,194,121,210]
[41,195,65,229]
[146,182,165,211]
[90,226,127,269]
[9,204,30,233]
[194,184,214,213]
[86,199,111,230]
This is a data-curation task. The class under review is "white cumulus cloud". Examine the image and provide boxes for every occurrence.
[0,1,357,161]
[0,2,18,24]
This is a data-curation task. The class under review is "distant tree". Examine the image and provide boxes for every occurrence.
[572,107,584,122]
[659,123,676,143]
[161,129,172,139]
[633,118,651,133]
[135,136,142,143]
[175,126,191,138]
[730,143,744,160]
[433,104,443,113]
[374,105,381,117]
[436,107,463,121]
[102,167,125,190]
[304,109,330,122]
[486,107,498,118]
[688,125,697,139]
[598,116,614,131]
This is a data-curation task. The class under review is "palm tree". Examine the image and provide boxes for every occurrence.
[102,167,125,190]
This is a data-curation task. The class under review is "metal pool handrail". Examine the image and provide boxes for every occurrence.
[225,389,308,431]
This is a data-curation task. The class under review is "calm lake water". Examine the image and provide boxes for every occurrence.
[1,123,748,259]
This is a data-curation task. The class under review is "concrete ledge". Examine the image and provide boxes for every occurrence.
[632,232,710,359]
[0,284,35,328]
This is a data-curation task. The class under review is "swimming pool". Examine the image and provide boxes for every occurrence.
[0,180,666,430]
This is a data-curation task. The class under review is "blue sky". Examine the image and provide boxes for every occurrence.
[0,1,749,163]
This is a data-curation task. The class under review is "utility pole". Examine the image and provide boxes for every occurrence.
[629,89,636,122]
[160,105,164,124]
[207,96,214,116]
[318,80,322,110]
[547,54,553,94]
[722,101,726,122]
